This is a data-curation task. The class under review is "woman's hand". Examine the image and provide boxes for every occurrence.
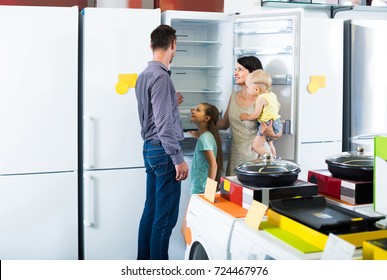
[240,113,249,121]
[260,120,282,139]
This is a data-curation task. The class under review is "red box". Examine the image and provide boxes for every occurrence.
[219,177,243,206]
[308,169,373,204]
[308,170,341,199]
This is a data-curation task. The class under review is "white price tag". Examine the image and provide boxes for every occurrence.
[321,233,356,260]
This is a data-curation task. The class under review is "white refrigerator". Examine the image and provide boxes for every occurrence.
[0,6,79,259]
[80,8,160,259]
[162,9,344,180]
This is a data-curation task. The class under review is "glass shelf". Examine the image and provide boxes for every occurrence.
[176,40,222,46]
[171,65,223,70]
[234,19,293,35]
[176,89,222,94]
[234,46,293,56]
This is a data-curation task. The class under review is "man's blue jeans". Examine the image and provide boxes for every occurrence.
[137,140,181,260]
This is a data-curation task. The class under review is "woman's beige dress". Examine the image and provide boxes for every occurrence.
[226,91,258,176]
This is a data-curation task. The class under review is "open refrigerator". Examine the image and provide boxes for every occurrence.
[162,9,344,180]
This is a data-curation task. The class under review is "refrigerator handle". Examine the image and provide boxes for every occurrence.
[83,115,94,168]
[83,174,95,227]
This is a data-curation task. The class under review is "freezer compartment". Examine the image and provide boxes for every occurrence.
[83,168,146,260]
[0,172,78,260]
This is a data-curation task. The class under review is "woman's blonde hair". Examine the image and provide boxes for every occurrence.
[248,69,272,92]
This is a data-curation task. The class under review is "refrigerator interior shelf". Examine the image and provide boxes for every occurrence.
[234,46,293,56]
[176,40,222,46]
[171,65,223,70]
[180,106,223,114]
[176,89,222,94]
[234,19,293,35]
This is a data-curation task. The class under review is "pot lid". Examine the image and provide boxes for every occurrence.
[326,146,374,167]
[235,153,301,174]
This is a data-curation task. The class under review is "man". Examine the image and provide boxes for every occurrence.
[135,24,189,260]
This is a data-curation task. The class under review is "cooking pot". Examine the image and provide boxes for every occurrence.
[325,146,373,181]
[235,154,301,188]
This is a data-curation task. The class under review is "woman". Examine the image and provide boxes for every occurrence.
[217,56,281,176]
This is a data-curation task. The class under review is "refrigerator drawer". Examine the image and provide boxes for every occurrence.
[83,168,146,260]
[0,172,78,260]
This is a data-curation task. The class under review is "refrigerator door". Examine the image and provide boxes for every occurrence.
[349,20,387,151]
[234,9,303,161]
[298,18,343,143]
[297,18,344,180]
[81,8,160,170]
[83,168,146,260]
[161,11,234,132]
[0,6,78,175]
[0,172,78,260]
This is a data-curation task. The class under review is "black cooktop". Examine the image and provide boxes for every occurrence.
[269,195,385,234]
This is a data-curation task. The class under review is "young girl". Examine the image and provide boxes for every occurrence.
[240,69,282,157]
[189,102,223,194]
